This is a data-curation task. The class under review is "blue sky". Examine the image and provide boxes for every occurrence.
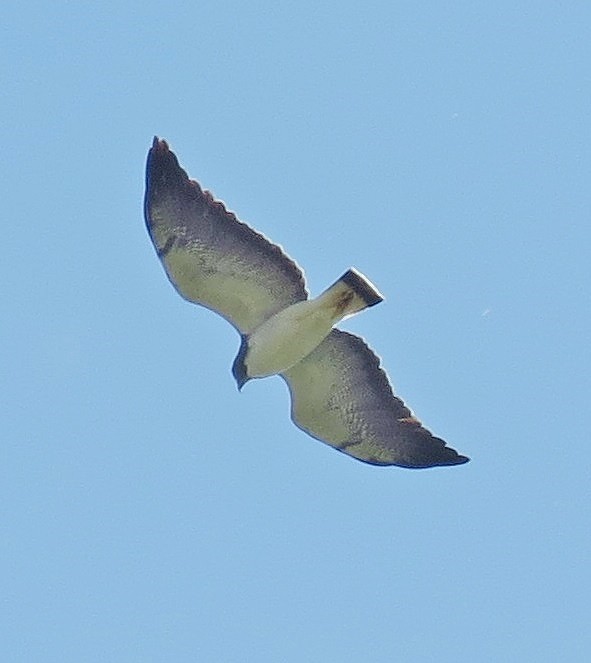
[2,1,590,661]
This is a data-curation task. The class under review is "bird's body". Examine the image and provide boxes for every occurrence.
[243,299,335,379]
[144,137,469,469]
[238,268,382,380]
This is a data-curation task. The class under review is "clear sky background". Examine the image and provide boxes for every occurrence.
[2,2,590,661]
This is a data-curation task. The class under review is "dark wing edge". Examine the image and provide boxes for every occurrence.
[282,329,470,469]
[144,137,308,333]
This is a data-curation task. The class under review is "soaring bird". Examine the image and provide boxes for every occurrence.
[144,138,469,469]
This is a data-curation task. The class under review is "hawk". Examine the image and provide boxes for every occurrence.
[144,138,469,469]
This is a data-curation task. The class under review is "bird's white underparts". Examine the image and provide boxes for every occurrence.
[233,267,382,386]
[144,137,469,469]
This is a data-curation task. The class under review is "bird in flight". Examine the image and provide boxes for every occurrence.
[144,138,469,469]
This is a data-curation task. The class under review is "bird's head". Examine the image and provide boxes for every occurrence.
[232,335,251,391]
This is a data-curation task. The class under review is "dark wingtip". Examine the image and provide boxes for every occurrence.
[151,136,169,151]
[422,445,470,469]
[393,418,471,469]
[441,453,470,467]
[145,137,190,198]
[146,137,168,176]
[147,138,173,174]
[145,137,178,230]
[417,433,471,469]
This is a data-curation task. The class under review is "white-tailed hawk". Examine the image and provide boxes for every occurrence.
[144,137,469,469]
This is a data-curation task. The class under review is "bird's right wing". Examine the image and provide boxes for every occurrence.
[282,329,469,468]
[144,138,307,334]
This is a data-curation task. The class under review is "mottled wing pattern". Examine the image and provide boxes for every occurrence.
[282,329,469,468]
[144,138,307,333]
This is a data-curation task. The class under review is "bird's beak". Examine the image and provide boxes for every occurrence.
[236,376,250,391]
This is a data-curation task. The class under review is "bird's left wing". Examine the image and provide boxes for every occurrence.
[144,138,307,333]
[282,329,469,468]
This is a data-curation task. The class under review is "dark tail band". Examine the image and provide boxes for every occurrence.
[340,268,383,307]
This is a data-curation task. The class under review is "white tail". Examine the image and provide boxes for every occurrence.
[317,268,383,319]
